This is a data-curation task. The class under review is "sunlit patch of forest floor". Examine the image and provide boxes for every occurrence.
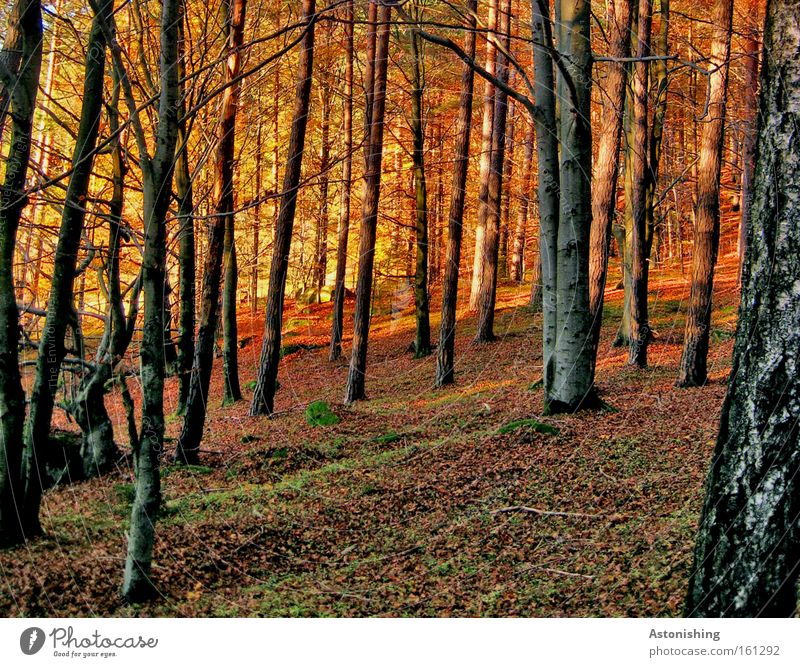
[0,252,742,617]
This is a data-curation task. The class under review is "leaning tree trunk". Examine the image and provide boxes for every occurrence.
[176,0,247,461]
[676,0,733,387]
[686,0,800,616]
[627,0,653,368]
[410,29,431,358]
[468,0,498,310]
[329,0,354,362]
[0,0,42,548]
[531,0,559,398]
[21,0,113,536]
[588,0,633,361]
[249,0,316,416]
[474,0,511,343]
[118,0,182,602]
[343,1,391,404]
[434,0,477,388]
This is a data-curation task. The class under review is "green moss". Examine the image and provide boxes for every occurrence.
[305,400,340,427]
[497,419,559,436]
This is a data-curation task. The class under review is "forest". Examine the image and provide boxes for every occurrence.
[0,0,798,618]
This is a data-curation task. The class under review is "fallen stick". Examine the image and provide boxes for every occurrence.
[490,505,604,519]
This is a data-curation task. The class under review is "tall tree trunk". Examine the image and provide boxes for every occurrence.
[475,0,511,343]
[510,121,533,283]
[548,0,594,412]
[434,0,477,388]
[686,0,800,615]
[223,208,242,403]
[329,0,354,362]
[249,0,316,416]
[469,0,498,309]
[588,0,633,360]
[676,0,734,387]
[343,1,391,404]
[499,93,515,282]
[119,0,182,602]
[737,0,761,285]
[627,0,653,368]
[410,29,431,358]
[20,0,110,537]
[531,0,559,398]
[176,0,247,460]
[315,73,331,297]
[175,0,195,415]
[250,119,262,316]
[0,0,42,548]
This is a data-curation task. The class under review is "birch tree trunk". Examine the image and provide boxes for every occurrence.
[686,0,800,615]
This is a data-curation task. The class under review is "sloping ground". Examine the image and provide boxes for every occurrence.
[0,252,741,617]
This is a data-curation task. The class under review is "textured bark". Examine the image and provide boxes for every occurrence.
[249,0,316,415]
[499,94,515,281]
[588,0,633,360]
[21,0,113,536]
[469,0,498,310]
[510,123,533,283]
[343,2,391,404]
[474,0,511,343]
[329,0,354,362]
[627,0,653,368]
[434,0,477,388]
[677,0,733,387]
[222,209,242,403]
[0,0,42,548]
[531,0,559,397]
[314,73,331,296]
[686,0,800,615]
[410,29,431,358]
[548,0,595,412]
[121,0,182,602]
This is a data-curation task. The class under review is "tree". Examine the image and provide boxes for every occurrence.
[434,0,477,387]
[329,0,354,362]
[250,0,317,416]
[686,0,800,615]
[510,121,533,283]
[176,0,248,461]
[0,0,42,548]
[677,0,734,387]
[343,0,391,404]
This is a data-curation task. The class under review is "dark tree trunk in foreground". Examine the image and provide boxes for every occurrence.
[627,0,653,368]
[21,0,112,536]
[410,29,431,358]
[177,0,248,457]
[676,0,733,387]
[0,0,42,548]
[250,0,316,415]
[329,0,354,361]
[686,0,800,615]
[223,210,242,404]
[118,0,182,601]
[343,1,391,404]
[588,0,632,361]
[434,0,477,387]
[474,0,511,343]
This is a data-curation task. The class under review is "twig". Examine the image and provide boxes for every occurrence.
[491,505,603,519]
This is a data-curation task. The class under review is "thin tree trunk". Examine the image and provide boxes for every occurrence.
[223,207,242,403]
[676,0,734,387]
[329,0,354,362]
[0,0,42,548]
[588,0,633,360]
[343,1,391,404]
[410,29,431,357]
[469,0,498,310]
[250,119,262,316]
[510,121,533,283]
[315,73,331,297]
[249,0,316,415]
[434,0,477,388]
[21,0,111,536]
[686,0,800,615]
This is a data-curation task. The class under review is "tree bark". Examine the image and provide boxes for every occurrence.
[329,0,354,362]
[0,0,42,548]
[510,121,533,283]
[249,0,316,415]
[434,0,477,388]
[343,1,391,404]
[686,0,800,615]
[676,0,734,387]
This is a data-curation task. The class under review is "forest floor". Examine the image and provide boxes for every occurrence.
[0,251,741,617]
